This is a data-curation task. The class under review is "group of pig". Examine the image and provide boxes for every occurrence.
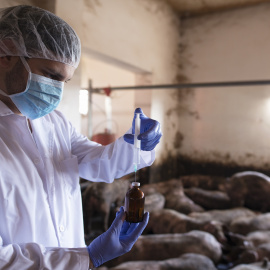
[82,171,270,270]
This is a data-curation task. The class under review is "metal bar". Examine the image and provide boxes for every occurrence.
[92,80,270,92]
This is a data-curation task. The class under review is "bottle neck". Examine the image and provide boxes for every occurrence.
[132,182,140,187]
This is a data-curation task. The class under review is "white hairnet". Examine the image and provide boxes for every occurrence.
[0,5,81,68]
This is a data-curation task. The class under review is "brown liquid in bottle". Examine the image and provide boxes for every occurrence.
[124,182,145,223]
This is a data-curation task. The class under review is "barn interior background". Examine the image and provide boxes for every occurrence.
[3,0,270,269]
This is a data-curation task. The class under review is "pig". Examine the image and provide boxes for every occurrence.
[230,259,270,270]
[247,231,270,247]
[184,187,231,210]
[106,231,222,267]
[189,207,256,226]
[110,253,217,270]
[141,179,204,214]
[230,213,270,235]
[145,208,226,244]
[144,192,165,212]
[226,171,270,212]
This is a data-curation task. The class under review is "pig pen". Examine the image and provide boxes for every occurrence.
[81,171,270,270]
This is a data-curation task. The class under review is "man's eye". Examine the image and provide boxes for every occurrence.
[49,74,58,80]
[42,70,66,82]
[43,72,53,79]
[42,71,58,81]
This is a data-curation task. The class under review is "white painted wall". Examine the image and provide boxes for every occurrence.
[79,0,181,162]
[81,56,136,139]
[55,0,84,132]
[177,3,270,168]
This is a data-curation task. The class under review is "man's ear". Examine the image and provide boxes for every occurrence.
[0,56,18,69]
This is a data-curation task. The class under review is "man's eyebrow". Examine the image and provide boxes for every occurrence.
[43,67,66,81]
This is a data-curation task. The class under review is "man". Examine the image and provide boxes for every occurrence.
[0,5,162,269]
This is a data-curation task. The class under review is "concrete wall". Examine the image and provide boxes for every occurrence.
[172,2,270,172]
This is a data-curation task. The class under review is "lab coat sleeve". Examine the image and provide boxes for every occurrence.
[71,127,155,183]
[0,240,90,270]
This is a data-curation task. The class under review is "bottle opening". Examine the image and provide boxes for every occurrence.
[132,182,140,187]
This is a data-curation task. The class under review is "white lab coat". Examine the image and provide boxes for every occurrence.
[0,101,155,269]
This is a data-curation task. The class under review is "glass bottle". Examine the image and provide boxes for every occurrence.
[124,182,145,223]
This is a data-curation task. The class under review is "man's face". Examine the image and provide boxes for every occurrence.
[5,57,75,95]
[27,58,75,83]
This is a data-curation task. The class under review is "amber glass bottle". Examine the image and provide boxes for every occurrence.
[124,182,145,223]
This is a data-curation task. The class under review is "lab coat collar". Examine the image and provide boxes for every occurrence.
[0,100,15,117]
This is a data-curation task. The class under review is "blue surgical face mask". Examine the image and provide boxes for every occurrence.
[0,57,64,120]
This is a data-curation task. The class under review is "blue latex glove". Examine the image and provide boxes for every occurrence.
[123,108,162,151]
[87,206,149,268]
